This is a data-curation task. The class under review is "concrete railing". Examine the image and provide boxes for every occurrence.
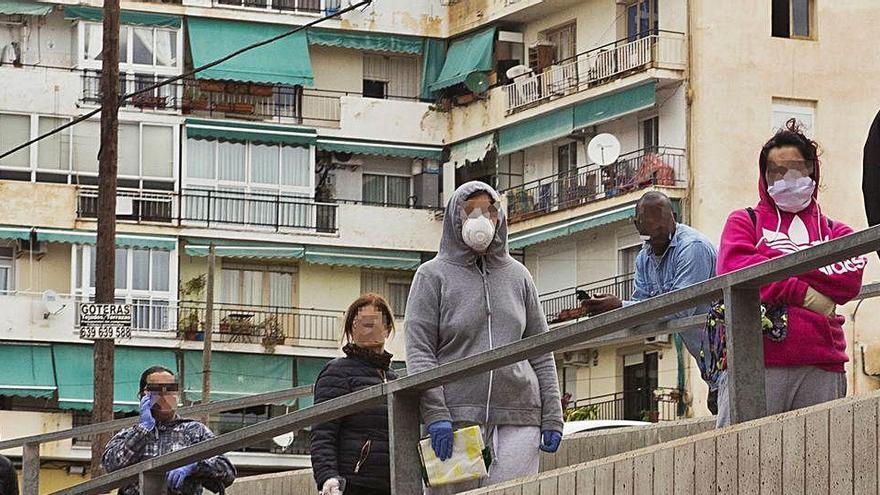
[467,389,880,494]
[51,224,880,495]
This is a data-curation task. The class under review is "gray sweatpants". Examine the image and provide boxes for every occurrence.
[424,425,541,495]
[716,366,846,427]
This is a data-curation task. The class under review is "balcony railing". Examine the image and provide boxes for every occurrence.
[178,301,343,345]
[503,147,686,224]
[80,71,343,126]
[213,0,340,14]
[76,187,339,234]
[504,31,686,114]
[540,273,635,324]
[567,387,681,422]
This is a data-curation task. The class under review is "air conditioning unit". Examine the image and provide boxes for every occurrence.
[645,334,670,345]
[16,239,48,259]
[562,349,598,367]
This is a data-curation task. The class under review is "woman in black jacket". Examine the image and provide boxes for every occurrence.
[311,293,399,495]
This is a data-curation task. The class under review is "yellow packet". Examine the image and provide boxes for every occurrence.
[417,425,492,487]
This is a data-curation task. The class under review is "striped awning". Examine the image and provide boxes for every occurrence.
[35,228,177,250]
[316,137,443,160]
[508,204,637,250]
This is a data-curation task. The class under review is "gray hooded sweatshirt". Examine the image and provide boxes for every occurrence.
[404,181,564,433]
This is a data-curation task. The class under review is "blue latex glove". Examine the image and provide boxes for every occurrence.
[427,421,454,461]
[539,430,562,453]
[166,463,197,491]
[138,394,156,430]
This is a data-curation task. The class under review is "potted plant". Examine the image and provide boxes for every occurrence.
[199,80,225,93]
[178,275,207,341]
[260,315,285,352]
[232,102,255,114]
[249,83,274,97]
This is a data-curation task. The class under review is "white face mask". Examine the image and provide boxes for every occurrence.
[767,170,815,213]
[639,234,652,242]
[462,216,495,253]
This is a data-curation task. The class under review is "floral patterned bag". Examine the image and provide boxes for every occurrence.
[699,301,788,384]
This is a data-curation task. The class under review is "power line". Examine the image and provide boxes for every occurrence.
[0,0,374,161]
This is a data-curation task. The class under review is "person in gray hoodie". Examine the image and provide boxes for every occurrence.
[405,181,564,494]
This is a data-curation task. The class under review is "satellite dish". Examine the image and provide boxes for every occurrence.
[506,64,531,80]
[273,432,295,449]
[587,133,622,166]
[464,72,490,94]
[41,289,65,318]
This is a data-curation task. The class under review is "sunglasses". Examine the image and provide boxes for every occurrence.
[144,383,179,393]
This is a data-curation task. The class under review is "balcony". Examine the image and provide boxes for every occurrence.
[565,387,681,423]
[76,188,339,234]
[503,31,685,115]
[80,71,343,127]
[212,0,340,14]
[177,301,343,346]
[503,147,685,225]
[540,273,634,324]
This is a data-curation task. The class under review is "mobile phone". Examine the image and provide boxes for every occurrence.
[575,290,591,301]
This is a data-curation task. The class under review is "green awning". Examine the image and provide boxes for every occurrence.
[497,107,574,155]
[304,246,421,270]
[0,344,56,399]
[307,28,423,55]
[573,82,656,129]
[53,344,178,412]
[429,27,496,92]
[185,241,305,259]
[449,133,495,168]
[183,351,293,403]
[186,119,317,147]
[0,226,32,242]
[420,38,447,101]
[64,5,181,28]
[296,357,329,408]
[35,228,176,250]
[316,137,443,160]
[0,0,52,15]
[508,204,637,249]
[187,17,313,86]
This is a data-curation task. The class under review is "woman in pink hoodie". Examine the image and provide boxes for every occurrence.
[715,120,867,427]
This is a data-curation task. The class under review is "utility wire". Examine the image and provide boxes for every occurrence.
[0,0,374,161]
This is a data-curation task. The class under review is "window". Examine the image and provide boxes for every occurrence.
[81,23,179,70]
[73,245,173,331]
[618,244,641,276]
[642,116,659,151]
[771,98,816,138]
[220,266,296,307]
[361,270,413,318]
[186,139,312,191]
[0,113,30,169]
[1,113,175,187]
[362,174,412,207]
[497,151,524,191]
[626,0,658,40]
[0,247,13,293]
[363,54,420,100]
[772,0,813,39]
[542,23,576,63]
[557,142,578,176]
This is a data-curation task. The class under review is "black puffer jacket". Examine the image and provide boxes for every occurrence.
[310,344,398,493]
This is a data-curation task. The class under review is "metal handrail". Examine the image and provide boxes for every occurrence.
[0,385,313,451]
[54,225,880,494]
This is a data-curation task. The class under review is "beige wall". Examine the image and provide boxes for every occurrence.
[0,182,77,229]
[521,0,617,56]
[688,0,880,397]
[0,410,73,458]
[310,45,363,94]
[14,243,71,294]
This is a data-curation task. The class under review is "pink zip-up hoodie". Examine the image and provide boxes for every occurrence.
[716,158,867,372]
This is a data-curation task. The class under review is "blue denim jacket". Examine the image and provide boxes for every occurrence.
[623,223,718,389]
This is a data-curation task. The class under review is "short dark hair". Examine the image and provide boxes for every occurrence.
[342,293,396,343]
[139,366,175,398]
[760,118,820,179]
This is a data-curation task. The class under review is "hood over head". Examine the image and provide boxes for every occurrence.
[437,181,511,266]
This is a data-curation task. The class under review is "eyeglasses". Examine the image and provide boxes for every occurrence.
[145,383,179,394]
